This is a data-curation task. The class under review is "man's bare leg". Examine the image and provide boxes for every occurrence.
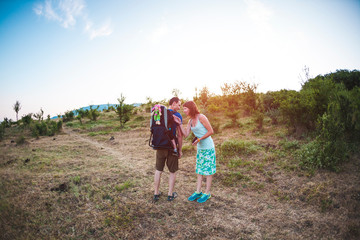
[154,170,162,195]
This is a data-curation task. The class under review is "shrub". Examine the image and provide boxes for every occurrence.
[0,124,4,141]
[326,69,360,90]
[16,135,26,145]
[30,120,62,137]
[2,118,11,128]
[253,110,264,130]
[21,114,33,126]
[296,113,349,171]
[62,110,75,122]
[87,105,100,121]
[115,94,134,128]
[266,108,280,124]
[75,109,87,124]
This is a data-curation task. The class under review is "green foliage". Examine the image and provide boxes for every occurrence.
[115,180,133,192]
[329,86,360,141]
[225,110,240,127]
[21,114,33,126]
[0,124,4,141]
[75,109,87,124]
[144,96,154,113]
[220,139,260,157]
[30,120,62,138]
[253,110,264,130]
[33,108,44,121]
[115,94,134,128]
[13,100,21,121]
[87,105,100,121]
[266,108,280,124]
[16,135,26,145]
[278,139,300,151]
[325,69,360,90]
[2,118,12,128]
[195,86,212,109]
[221,81,260,117]
[276,90,315,131]
[62,110,75,122]
[296,113,349,171]
[221,171,251,187]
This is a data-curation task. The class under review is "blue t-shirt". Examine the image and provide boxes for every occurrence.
[169,109,182,137]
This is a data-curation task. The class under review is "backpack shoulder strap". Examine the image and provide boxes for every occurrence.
[163,106,168,129]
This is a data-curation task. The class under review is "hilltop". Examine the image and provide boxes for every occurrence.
[0,107,359,239]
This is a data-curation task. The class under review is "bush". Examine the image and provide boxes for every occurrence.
[16,135,26,145]
[115,94,134,128]
[62,111,75,122]
[296,113,349,171]
[0,124,4,141]
[87,105,100,121]
[30,120,62,137]
[266,108,280,124]
[21,114,33,126]
[253,111,264,130]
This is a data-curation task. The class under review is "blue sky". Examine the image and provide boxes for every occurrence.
[1,0,359,120]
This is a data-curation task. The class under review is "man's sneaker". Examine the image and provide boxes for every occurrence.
[197,193,211,203]
[188,192,203,201]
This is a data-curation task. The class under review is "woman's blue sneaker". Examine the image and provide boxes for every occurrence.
[197,193,211,203]
[188,192,202,201]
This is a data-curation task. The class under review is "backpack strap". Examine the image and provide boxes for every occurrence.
[163,106,168,130]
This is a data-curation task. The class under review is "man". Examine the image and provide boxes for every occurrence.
[153,97,183,202]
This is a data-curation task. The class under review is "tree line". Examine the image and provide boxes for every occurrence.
[1,69,359,171]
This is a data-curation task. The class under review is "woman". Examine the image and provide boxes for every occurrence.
[180,101,216,203]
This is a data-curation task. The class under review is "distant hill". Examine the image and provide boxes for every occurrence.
[52,103,142,119]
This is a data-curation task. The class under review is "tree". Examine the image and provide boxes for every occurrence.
[172,88,181,98]
[13,100,21,121]
[34,108,44,121]
[87,105,100,121]
[115,94,134,128]
[75,108,87,124]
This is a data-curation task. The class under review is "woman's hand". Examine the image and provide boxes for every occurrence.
[192,138,200,146]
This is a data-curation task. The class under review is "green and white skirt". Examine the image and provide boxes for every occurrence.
[196,148,216,175]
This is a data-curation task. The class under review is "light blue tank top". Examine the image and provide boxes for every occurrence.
[191,116,215,150]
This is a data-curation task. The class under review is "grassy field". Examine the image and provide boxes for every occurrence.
[1,109,359,239]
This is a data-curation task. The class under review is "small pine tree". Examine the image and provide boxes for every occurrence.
[13,100,21,121]
[115,94,134,128]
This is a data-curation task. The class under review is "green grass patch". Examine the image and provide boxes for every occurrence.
[221,171,251,186]
[220,139,261,157]
[115,180,133,192]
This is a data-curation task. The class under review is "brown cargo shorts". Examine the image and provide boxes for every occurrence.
[156,149,179,173]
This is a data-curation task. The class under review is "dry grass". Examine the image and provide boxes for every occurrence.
[0,110,359,239]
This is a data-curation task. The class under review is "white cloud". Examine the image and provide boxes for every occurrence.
[34,0,112,40]
[244,0,273,31]
[85,20,113,40]
[149,22,168,43]
[34,0,84,28]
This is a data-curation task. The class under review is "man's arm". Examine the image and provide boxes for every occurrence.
[176,126,183,159]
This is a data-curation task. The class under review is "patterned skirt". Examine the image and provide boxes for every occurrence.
[196,148,216,175]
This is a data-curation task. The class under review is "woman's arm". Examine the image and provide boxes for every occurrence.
[173,115,192,138]
[197,114,214,141]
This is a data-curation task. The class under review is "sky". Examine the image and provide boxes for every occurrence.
[0,0,359,120]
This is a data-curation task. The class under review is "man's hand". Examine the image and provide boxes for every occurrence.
[178,151,183,159]
[173,115,182,125]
